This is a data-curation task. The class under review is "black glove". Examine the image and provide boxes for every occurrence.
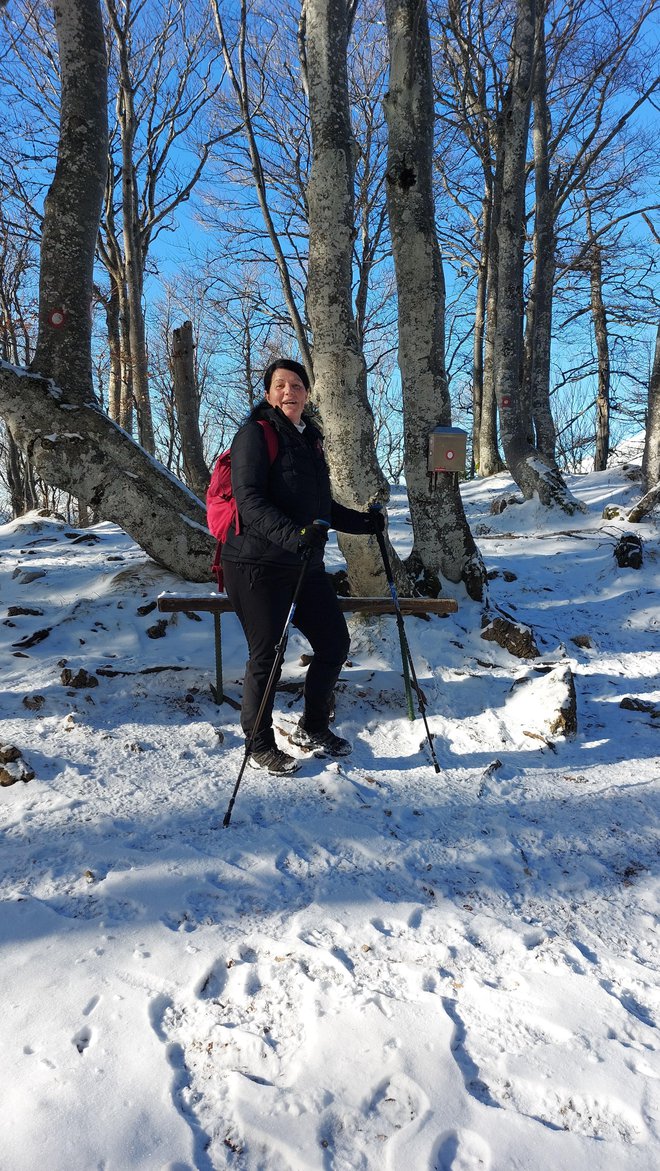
[366,507,386,534]
[298,521,329,553]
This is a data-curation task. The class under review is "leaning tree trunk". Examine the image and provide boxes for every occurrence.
[304,0,404,596]
[0,0,215,581]
[493,0,580,512]
[171,319,210,501]
[383,0,484,599]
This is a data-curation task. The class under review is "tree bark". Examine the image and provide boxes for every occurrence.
[102,274,122,421]
[5,424,38,517]
[30,0,108,403]
[494,0,581,512]
[171,319,210,501]
[471,185,489,474]
[108,0,155,454]
[585,194,611,473]
[304,0,399,597]
[526,7,557,461]
[641,320,660,495]
[480,150,505,477]
[383,0,484,599]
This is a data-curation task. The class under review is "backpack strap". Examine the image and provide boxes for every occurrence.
[211,540,224,591]
[211,420,278,592]
[258,418,278,462]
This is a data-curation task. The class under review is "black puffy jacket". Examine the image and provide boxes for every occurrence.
[221,403,372,569]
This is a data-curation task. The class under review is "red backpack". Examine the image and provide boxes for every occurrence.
[206,419,278,591]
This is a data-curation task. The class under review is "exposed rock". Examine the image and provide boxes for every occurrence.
[481,615,540,659]
[547,667,578,737]
[506,664,578,739]
[490,494,524,515]
[60,667,99,689]
[602,504,625,520]
[12,568,47,584]
[22,694,46,711]
[0,745,35,786]
[11,628,51,649]
[614,533,643,569]
[137,601,157,616]
[621,696,660,718]
[146,619,168,639]
[486,568,518,582]
[571,634,592,649]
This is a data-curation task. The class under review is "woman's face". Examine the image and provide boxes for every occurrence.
[266,368,309,426]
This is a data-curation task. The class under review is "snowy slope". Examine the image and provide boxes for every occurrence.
[1,469,659,1171]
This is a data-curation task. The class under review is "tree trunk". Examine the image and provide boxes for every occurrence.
[117,75,154,454]
[641,320,660,494]
[494,0,581,512]
[117,273,134,433]
[30,0,108,403]
[0,366,214,577]
[171,320,210,500]
[585,194,611,473]
[480,151,505,477]
[527,8,557,462]
[383,0,484,599]
[5,424,38,517]
[104,274,122,421]
[590,243,610,472]
[471,185,490,474]
[304,0,399,597]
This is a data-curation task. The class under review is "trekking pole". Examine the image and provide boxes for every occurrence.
[223,521,330,827]
[371,507,441,774]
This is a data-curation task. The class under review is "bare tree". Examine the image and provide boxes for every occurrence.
[210,0,313,376]
[0,209,39,516]
[384,0,485,598]
[98,0,231,453]
[0,0,214,580]
[490,0,581,509]
[632,216,660,511]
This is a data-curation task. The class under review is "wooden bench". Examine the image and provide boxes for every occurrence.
[157,592,458,706]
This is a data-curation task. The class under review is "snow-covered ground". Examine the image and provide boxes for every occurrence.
[1,467,659,1171]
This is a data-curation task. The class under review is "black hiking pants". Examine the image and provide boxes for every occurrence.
[222,561,350,752]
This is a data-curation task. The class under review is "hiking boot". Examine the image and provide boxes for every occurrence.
[248,746,301,774]
[289,725,352,757]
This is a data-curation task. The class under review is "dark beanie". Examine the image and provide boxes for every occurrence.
[263,358,310,393]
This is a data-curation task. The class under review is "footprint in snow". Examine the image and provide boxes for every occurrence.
[432,1127,491,1170]
[72,1025,92,1054]
[196,959,228,1001]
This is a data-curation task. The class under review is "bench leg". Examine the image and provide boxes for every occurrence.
[209,611,241,710]
[211,611,224,704]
